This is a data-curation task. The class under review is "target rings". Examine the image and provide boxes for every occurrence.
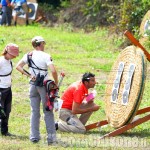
[104,46,147,128]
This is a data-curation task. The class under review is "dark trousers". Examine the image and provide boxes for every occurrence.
[0,6,12,26]
[0,87,12,134]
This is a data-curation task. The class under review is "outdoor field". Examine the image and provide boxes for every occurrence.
[0,25,149,150]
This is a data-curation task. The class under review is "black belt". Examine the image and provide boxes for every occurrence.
[0,87,11,93]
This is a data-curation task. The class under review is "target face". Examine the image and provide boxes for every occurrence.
[104,46,147,128]
[28,3,36,19]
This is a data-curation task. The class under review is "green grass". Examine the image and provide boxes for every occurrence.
[0,24,149,149]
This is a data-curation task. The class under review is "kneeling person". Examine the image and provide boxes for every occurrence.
[57,72,100,133]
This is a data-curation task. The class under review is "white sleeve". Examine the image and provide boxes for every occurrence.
[46,54,53,66]
[21,54,28,64]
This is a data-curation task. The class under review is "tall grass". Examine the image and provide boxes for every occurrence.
[0,25,149,149]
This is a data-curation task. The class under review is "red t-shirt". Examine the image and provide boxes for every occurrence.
[61,81,88,110]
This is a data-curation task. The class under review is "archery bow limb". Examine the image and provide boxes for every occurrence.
[124,30,150,61]
[58,72,65,88]
[54,72,65,112]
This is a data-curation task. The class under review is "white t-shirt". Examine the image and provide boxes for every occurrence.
[22,50,53,80]
[0,56,12,88]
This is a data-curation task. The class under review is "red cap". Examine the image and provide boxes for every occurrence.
[5,43,19,57]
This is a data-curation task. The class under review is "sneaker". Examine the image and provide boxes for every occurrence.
[31,138,39,143]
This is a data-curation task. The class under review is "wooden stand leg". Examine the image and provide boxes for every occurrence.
[85,120,108,131]
[136,106,150,115]
[85,106,150,139]
[34,16,48,23]
[100,113,150,139]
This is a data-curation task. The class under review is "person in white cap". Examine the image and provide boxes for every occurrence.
[0,43,19,136]
[11,0,29,26]
[16,36,58,145]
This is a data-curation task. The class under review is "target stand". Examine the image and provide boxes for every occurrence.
[34,7,48,24]
[85,31,150,138]
[85,107,150,138]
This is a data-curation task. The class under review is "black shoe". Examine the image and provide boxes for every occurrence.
[55,122,58,130]
[26,20,29,26]
[31,138,39,143]
[14,21,17,26]
[2,132,13,136]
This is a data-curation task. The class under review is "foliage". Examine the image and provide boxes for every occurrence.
[119,0,150,35]
[78,0,150,33]
[41,0,150,34]
[37,0,61,8]
[38,3,54,11]
[83,0,102,17]
[60,0,71,8]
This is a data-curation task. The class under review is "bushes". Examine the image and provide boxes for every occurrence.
[80,0,150,33]
[38,0,150,34]
[119,0,150,34]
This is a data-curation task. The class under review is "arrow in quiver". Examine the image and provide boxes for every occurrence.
[104,46,147,128]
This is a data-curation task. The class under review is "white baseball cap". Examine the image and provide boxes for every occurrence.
[31,36,45,43]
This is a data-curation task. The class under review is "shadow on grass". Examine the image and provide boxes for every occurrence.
[86,128,150,138]
[121,129,150,138]
[4,134,29,141]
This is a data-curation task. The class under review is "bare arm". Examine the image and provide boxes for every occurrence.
[6,0,11,7]
[72,101,100,114]
[48,64,58,85]
[16,60,34,79]
[10,0,15,8]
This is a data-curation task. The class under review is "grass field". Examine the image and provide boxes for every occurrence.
[0,24,149,150]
